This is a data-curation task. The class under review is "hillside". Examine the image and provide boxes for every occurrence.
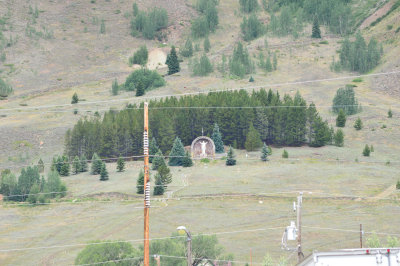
[1,0,400,265]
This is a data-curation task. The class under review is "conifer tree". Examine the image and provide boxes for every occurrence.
[166,46,180,75]
[245,123,262,151]
[388,109,393,118]
[354,117,363,130]
[334,129,344,147]
[336,109,346,127]
[273,52,277,70]
[153,173,164,195]
[117,156,125,172]
[135,79,145,97]
[363,144,370,157]
[100,19,106,34]
[37,158,44,173]
[136,169,144,194]
[152,149,166,170]
[260,143,269,161]
[132,2,139,16]
[100,163,109,181]
[204,37,211,52]
[71,92,79,104]
[112,78,119,96]
[182,151,193,167]
[158,164,172,186]
[168,137,185,166]
[149,137,159,163]
[226,146,236,166]
[60,156,70,176]
[282,149,289,158]
[91,153,102,175]
[211,123,224,153]
[181,39,193,57]
[80,154,88,172]
[265,56,272,72]
[249,76,254,82]
[311,17,321,38]
[72,156,80,174]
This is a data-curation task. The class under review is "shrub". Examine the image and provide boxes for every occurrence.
[124,69,165,93]
[130,8,168,39]
[204,37,211,52]
[71,92,79,104]
[191,16,209,38]
[397,180,400,190]
[100,19,105,34]
[334,129,344,147]
[336,109,346,127]
[130,45,148,66]
[352,78,363,82]
[181,39,193,57]
[239,0,259,13]
[191,54,213,76]
[229,42,254,78]
[388,109,393,118]
[282,149,288,158]
[0,77,13,97]
[241,14,264,41]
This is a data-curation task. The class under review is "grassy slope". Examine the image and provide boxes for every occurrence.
[1,0,400,265]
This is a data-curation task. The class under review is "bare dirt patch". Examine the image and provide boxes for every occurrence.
[360,0,395,29]
[146,48,168,70]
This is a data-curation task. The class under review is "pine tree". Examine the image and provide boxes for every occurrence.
[100,163,109,181]
[388,108,393,118]
[136,169,144,194]
[311,17,321,38]
[153,172,164,195]
[336,109,346,127]
[37,158,44,173]
[181,39,193,57]
[117,156,125,172]
[132,2,139,16]
[182,151,193,167]
[273,52,277,70]
[211,123,224,153]
[72,156,80,174]
[249,76,254,82]
[80,154,88,172]
[226,146,236,166]
[204,37,211,52]
[260,143,269,161]
[158,164,172,186]
[354,117,363,130]
[363,144,370,157]
[282,149,289,158]
[91,153,102,175]
[166,46,180,75]
[265,56,272,72]
[152,149,166,170]
[112,78,119,96]
[334,129,344,147]
[71,92,79,104]
[149,137,159,163]
[60,156,70,176]
[100,19,106,34]
[135,79,145,96]
[245,123,262,151]
[168,137,185,166]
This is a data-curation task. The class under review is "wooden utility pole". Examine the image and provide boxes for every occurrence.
[297,192,304,263]
[143,102,150,266]
[360,224,363,248]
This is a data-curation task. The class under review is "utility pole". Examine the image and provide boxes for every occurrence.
[360,224,363,248]
[143,102,150,266]
[297,192,304,263]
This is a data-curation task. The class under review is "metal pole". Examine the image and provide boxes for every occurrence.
[297,192,304,263]
[360,224,363,248]
[187,232,192,266]
[143,103,150,266]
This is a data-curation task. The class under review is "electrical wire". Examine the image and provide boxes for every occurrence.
[1,70,399,113]
[0,226,284,252]
[303,226,400,237]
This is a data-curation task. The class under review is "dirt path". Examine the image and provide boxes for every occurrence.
[370,184,397,201]
[360,0,395,29]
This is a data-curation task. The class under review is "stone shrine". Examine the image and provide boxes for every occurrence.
[190,136,215,158]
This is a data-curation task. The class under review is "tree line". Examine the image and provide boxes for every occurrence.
[64,89,337,160]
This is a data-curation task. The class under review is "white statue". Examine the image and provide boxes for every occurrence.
[200,141,207,157]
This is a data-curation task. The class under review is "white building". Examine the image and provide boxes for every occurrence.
[298,248,400,266]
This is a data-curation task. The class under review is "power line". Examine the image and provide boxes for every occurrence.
[303,226,400,237]
[1,70,399,113]
[0,227,284,252]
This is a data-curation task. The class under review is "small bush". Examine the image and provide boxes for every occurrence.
[362,144,370,157]
[0,77,13,97]
[397,180,400,190]
[200,158,210,163]
[129,45,148,66]
[386,25,393,30]
[352,78,363,83]
[319,40,328,45]
[388,109,393,118]
[354,117,363,130]
[191,54,213,76]
[282,149,288,158]
[124,69,165,93]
